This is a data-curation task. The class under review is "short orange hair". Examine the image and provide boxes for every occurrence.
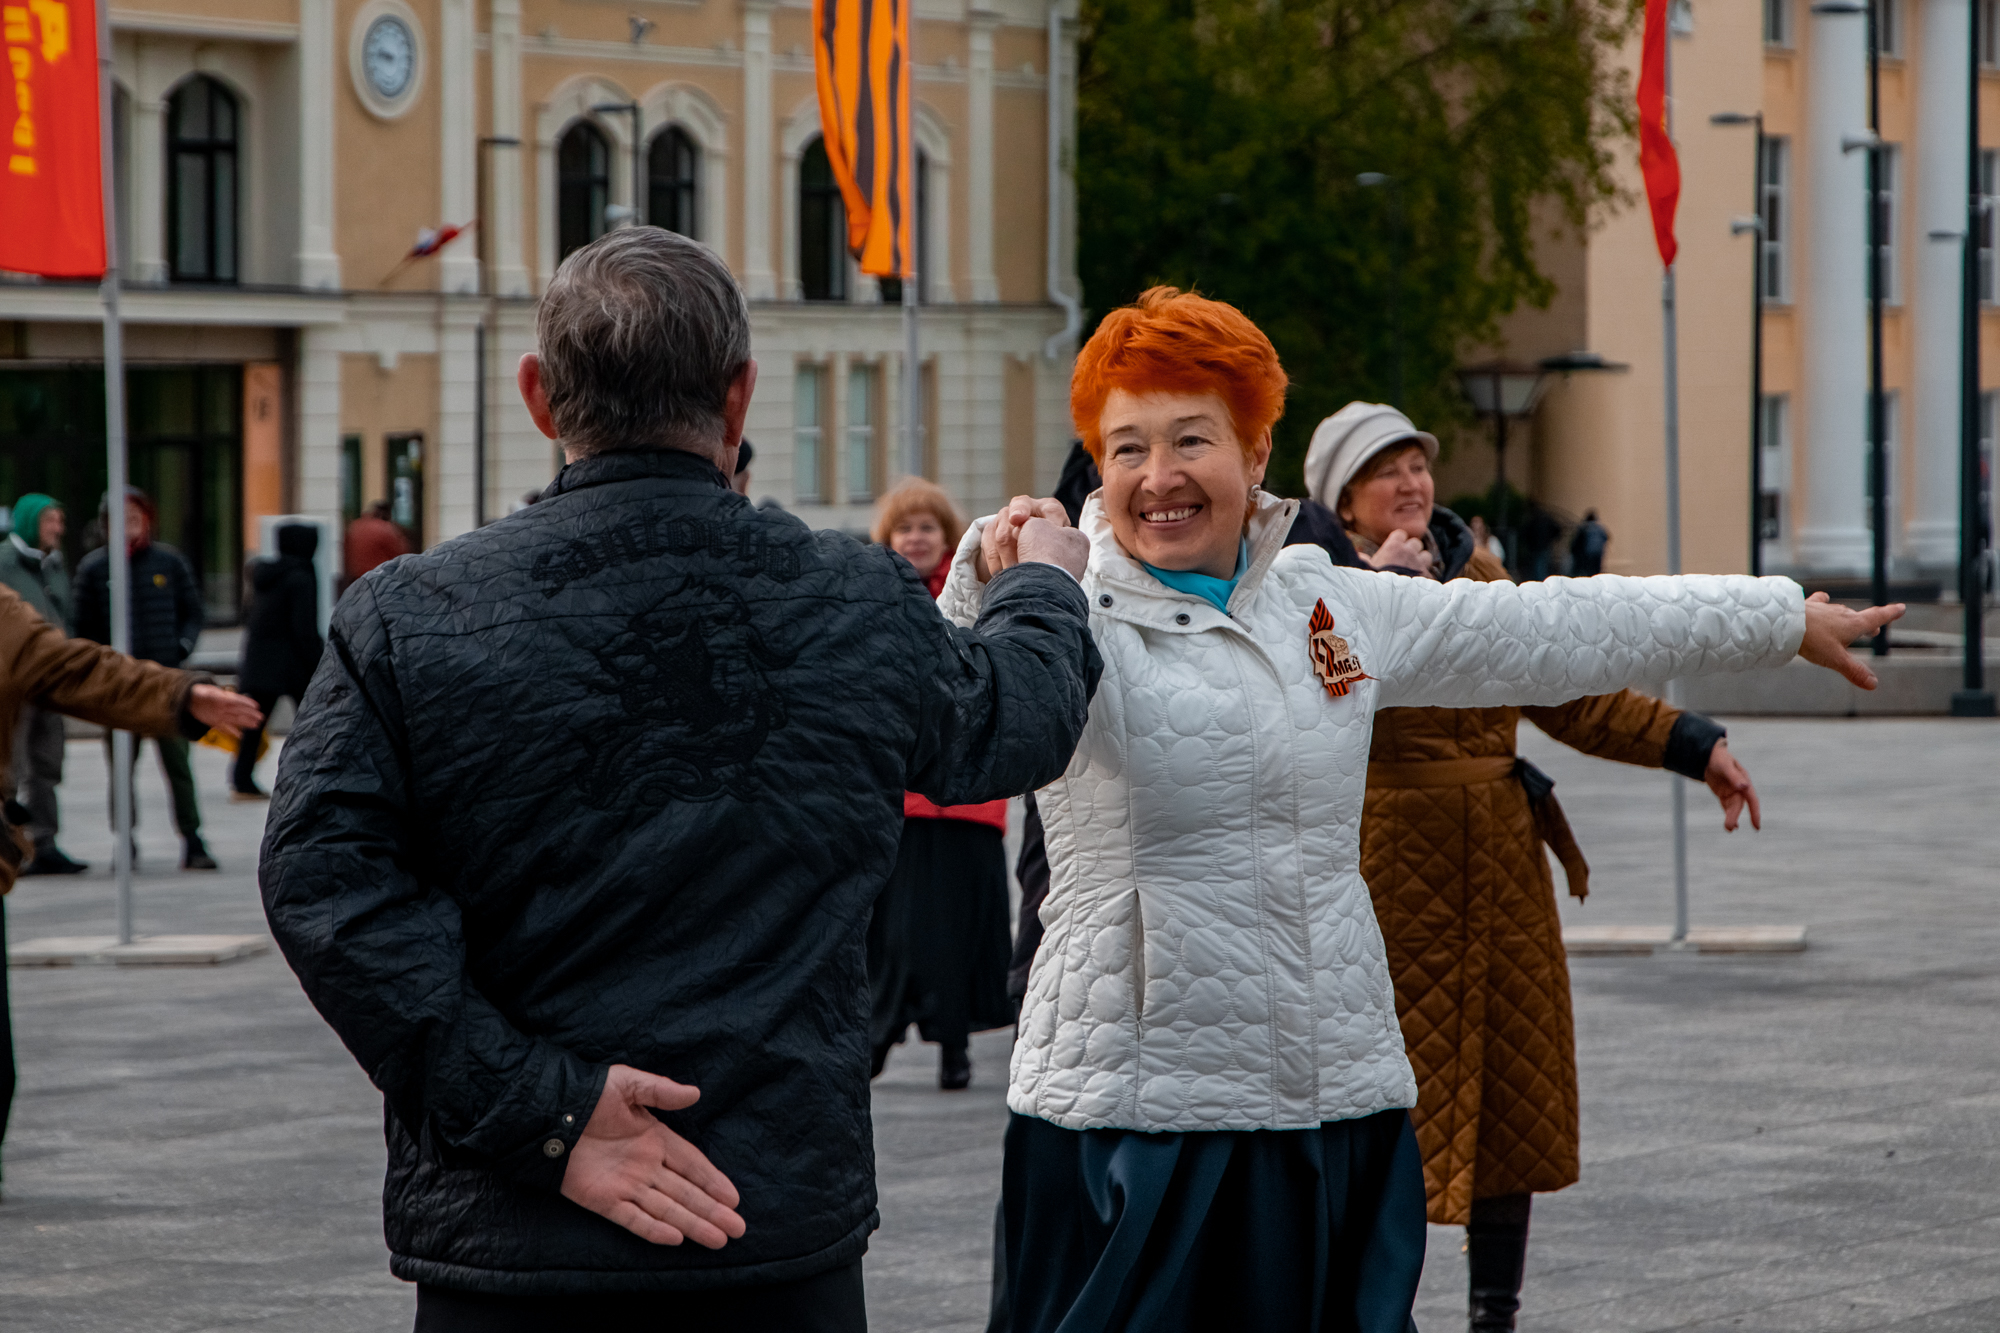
[870,477,966,550]
[1070,287,1289,465]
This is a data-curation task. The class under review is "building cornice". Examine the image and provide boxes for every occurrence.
[0,284,348,326]
[109,9,299,41]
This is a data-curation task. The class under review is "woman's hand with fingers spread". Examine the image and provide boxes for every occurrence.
[559,1065,745,1248]
[1702,739,1760,832]
[1797,591,1906,689]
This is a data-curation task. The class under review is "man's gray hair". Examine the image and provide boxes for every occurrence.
[536,228,752,459]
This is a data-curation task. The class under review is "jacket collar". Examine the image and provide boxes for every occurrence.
[1079,487,1301,629]
[542,448,732,500]
[9,533,43,568]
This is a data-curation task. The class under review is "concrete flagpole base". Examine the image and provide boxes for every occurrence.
[9,935,272,968]
[1564,925,1808,956]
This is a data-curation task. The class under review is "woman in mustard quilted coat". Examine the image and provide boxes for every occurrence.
[1303,403,1764,1333]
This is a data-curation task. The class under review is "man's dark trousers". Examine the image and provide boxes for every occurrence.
[12,704,64,847]
[103,735,201,840]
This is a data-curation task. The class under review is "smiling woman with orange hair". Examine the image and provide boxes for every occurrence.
[948,288,1893,1333]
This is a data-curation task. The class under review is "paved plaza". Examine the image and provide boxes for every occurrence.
[0,715,1996,1331]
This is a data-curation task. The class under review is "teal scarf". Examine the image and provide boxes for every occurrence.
[1142,538,1249,613]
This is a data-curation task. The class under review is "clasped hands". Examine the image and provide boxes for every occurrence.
[972,496,1091,582]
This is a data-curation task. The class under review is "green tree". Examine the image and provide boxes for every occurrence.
[1076,0,1639,493]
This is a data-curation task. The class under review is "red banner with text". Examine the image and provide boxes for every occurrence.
[2,0,105,278]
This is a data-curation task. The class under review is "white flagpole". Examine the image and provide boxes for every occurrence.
[95,0,136,944]
[1662,20,1689,947]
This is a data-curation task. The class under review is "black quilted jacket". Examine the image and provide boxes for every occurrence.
[74,540,205,666]
[259,449,1101,1294]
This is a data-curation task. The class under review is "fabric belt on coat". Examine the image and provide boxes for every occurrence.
[1365,756,1591,901]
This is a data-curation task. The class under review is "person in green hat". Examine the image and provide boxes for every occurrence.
[2,494,85,875]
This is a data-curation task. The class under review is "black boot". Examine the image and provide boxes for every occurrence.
[21,843,87,875]
[181,837,218,871]
[1467,1192,1531,1333]
[940,1044,970,1091]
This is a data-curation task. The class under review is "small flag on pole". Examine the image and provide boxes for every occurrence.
[1637,0,1680,269]
[811,0,913,279]
[1,0,106,277]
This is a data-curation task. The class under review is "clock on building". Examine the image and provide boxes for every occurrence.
[349,1,426,119]
[363,17,415,100]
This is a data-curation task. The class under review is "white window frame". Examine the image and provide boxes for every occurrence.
[794,363,825,504]
[845,362,877,504]
[1758,394,1789,552]
[1871,143,1900,307]
[1764,0,1791,46]
[1874,0,1902,55]
[1760,137,1790,303]
[1980,149,1997,304]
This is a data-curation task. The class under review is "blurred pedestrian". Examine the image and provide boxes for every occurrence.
[866,479,1015,1091]
[344,499,413,586]
[1520,504,1561,581]
[731,437,755,496]
[73,488,218,871]
[1306,403,1763,1333]
[0,581,261,1196]
[1568,509,1609,576]
[259,228,1096,1330]
[1468,514,1505,562]
[230,524,325,801]
[3,494,86,875]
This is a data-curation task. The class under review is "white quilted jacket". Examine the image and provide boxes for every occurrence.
[939,491,1806,1135]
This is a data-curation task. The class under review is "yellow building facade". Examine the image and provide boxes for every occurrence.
[0,0,1079,620]
[1446,0,1999,586]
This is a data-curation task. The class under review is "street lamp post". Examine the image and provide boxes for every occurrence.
[1955,0,1996,714]
[1713,111,1767,576]
[591,101,645,233]
[1866,0,1891,654]
[1456,361,1548,573]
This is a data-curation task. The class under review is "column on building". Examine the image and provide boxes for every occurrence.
[967,10,999,302]
[1909,0,1971,569]
[128,59,168,283]
[436,306,482,540]
[297,332,344,528]
[742,0,777,300]
[1797,1,1871,573]
[439,0,479,294]
[489,0,530,296]
[296,0,341,288]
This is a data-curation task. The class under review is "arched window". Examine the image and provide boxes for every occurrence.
[167,77,238,283]
[799,137,847,302]
[877,149,930,306]
[648,126,699,239]
[558,122,611,260]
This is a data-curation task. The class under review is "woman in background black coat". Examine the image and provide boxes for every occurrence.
[232,524,323,799]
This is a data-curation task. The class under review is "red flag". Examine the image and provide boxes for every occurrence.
[812,0,913,278]
[1637,0,1679,268]
[1,0,105,277]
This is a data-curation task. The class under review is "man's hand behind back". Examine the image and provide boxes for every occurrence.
[560,1065,747,1248]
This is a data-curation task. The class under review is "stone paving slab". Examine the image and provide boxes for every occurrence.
[1,719,1997,1331]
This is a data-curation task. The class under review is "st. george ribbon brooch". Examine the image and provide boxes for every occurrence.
[1308,599,1369,698]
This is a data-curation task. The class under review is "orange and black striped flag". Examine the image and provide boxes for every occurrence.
[811,0,912,279]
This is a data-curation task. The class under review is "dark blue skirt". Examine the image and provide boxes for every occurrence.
[997,1108,1426,1333]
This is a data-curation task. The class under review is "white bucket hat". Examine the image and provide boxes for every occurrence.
[1302,402,1439,511]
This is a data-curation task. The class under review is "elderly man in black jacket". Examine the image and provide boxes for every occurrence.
[74,487,217,870]
[260,228,1098,1333]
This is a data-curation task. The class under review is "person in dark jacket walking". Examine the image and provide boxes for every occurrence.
[1569,509,1610,576]
[230,524,324,799]
[2,493,87,875]
[73,488,217,870]
[259,228,1099,1332]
